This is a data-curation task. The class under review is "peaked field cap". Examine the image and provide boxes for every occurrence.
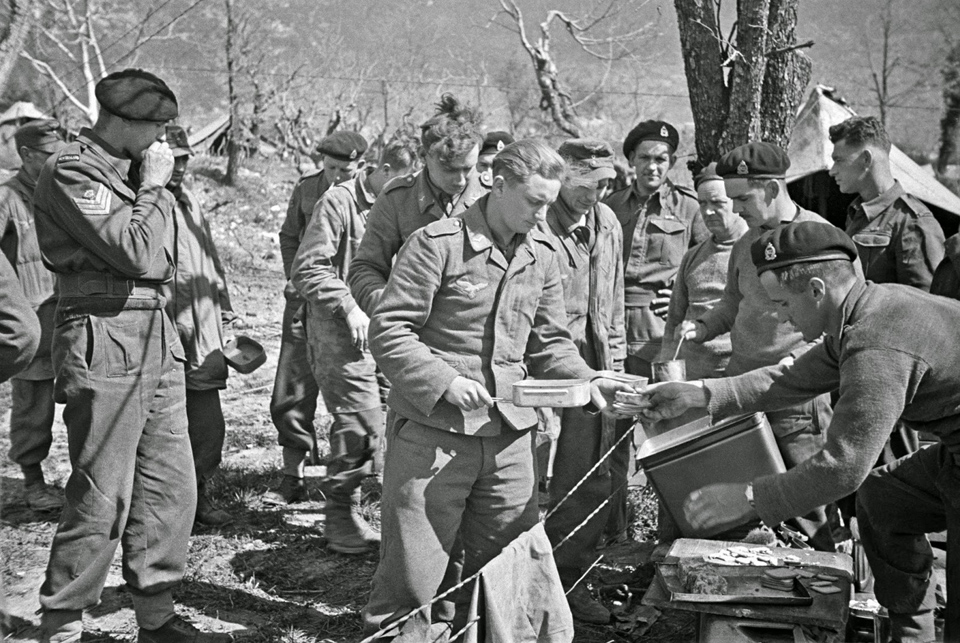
[751,221,858,275]
[14,119,65,153]
[480,131,515,156]
[95,68,178,122]
[622,120,679,157]
[166,125,192,157]
[694,162,722,188]
[317,130,368,162]
[558,138,617,181]
[716,141,790,179]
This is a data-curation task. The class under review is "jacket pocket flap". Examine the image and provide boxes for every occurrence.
[648,218,687,235]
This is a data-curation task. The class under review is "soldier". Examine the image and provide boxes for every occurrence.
[538,139,626,624]
[676,143,843,551]
[0,119,65,512]
[348,93,486,317]
[361,139,635,639]
[33,69,231,642]
[0,254,40,383]
[163,126,238,527]
[602,119,708,543]
[290,137,419,554]
[268,130,368,504]
[476,130,514,175]
[638,221,960,643]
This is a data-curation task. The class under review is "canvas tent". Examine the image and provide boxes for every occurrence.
[786,86,960,237]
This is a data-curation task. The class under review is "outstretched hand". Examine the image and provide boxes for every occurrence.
[683,482,758,535]
[625,380,709,422]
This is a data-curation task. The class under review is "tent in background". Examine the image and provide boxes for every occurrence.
[786,86,960,238]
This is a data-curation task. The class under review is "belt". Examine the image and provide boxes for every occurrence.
[57,272,164,299]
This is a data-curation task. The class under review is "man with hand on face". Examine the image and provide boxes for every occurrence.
[0,119,65,512]
[348,93,487,318]
[675,142,842,552]
[290,136,420,554]
[637,221,960,643]
[361,139,636,640]
[268,130,368,505]
[33,69,231,642]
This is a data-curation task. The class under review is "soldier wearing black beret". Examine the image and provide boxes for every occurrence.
[639,219,960,643]
[476,130,514,175]
[34,68,234,642]
[602,119,707,542]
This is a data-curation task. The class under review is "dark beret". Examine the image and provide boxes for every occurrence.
[95,68,178,122]
[751,221,858,275]
[558,138,616,181]
[716,142,790,179]
[693,162,722,189]
[14,119,65,153]
[622,120,679,157]
[317,131,368,162]
[480,131,515,156]
[166,125,192,157]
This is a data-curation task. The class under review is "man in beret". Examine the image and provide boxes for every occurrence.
[602,119,707,542]
[33,69,231,642]
[290,136,420,554]
[538,138,626,623]
[637,220,960,643]
[476,130,514,176]
[162,126,239,527]
[0,119,65,512]
[676,142,842,551]
[267,129,369,505]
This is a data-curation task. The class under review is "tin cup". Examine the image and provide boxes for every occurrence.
[652,359,686,383]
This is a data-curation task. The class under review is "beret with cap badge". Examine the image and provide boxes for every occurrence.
[95,68,179,122]
[316,131,368,163]
[480,131,515,157]
[751,221,858,275]
[622,120,679,158]
[716,141,790,179]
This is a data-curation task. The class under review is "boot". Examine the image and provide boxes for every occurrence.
[262,475,307,505]
[324,499,380,554]
[138,614,234,642]
[565,583,610,624]
[195,493,233,526]
[26,482,64,513]
[40,610,83,643]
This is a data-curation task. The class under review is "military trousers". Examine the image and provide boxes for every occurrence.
[362,420,540,636]
[40,303,195,629]
[270,299,320,453]
[8,377,56,468]
[857,443,960,643]
[186,388,225,485]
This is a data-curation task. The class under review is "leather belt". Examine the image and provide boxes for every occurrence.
[57,272,164,299]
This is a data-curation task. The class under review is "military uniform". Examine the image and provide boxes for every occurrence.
[362,197,596,636]
[931,233,960,301]
[0,253,39,382]
[347,168,487,316]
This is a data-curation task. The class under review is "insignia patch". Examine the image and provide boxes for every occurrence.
[764,242,777,261]
[454,277,488,299]
[72,183,111,215]
[660,126,669,137]
[496,140,505,152]
[57,154,80,164]
[737,160,749,175]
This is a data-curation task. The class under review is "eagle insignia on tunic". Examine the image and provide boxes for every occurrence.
[764,242,777,261]
[737,160,749,175]
[72,183,111,215]
[454,277,488,299]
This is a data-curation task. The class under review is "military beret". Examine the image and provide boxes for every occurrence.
[622,120,679,157]
[165,125,192,157]
[717,142,790,179]
[317,131,367,162]
[751,221,858,275]
[95,68,178,122]
[14,119,65,153]
[558,138,617,181]
[480,131,515,156]
[693,162,722,189]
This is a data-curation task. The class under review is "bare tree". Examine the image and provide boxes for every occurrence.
[938,41,960,178]
[0,0,39,95]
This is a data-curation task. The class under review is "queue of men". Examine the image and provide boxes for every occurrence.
[2,64,958,643]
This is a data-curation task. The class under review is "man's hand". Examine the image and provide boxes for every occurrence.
[443,376,493,411]
[676,320,708,343]
[141,140,175,189]
[651,288,672,319]
[633,381,708,422]
[589,374,641,418]
[345,306,370,351]
[683,482,759,534]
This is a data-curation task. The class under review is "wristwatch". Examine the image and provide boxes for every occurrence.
[744,483,755,508]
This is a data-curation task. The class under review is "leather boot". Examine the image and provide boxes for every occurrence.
[324,499,380,554]
[40,610,83,643]
[138,614,234,642]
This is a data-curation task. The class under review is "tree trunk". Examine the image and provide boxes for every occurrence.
[758,0,812,148]
[718,0,770,153]
[937,42,960,178]
[224,0,241,186]
[0,0,37,96]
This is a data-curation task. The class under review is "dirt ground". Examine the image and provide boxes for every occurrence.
[0,157,694,642]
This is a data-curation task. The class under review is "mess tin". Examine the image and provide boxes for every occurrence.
[223,335,267,374]
[494,379,591,407]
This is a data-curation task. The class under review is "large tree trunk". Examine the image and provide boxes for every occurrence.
[759,0,812,148]
[717,0,770,153]
[937,42,960,178]
[0,0,37,96]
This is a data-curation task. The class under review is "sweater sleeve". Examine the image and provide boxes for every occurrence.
[698,238,742,339]
[662,244,694,359]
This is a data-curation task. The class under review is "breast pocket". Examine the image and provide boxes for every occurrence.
[646,218,688,266]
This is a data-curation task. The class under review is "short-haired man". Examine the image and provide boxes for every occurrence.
[290,137,419,554]
[269,130,368,504]
[348,93,487,317]
[539,139,626,624]
[361,139,634,639]
[0,119,65,512]
[34,69,231,641]
[677,142,843,551]
[639,221,960,643]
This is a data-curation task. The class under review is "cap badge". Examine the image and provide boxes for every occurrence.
[660,126,669,138]
[737,160,749,175]
[349,149,358,160]
[764,242,777,262]
[496,140,505,152]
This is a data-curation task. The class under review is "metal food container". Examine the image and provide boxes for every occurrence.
[223,335,267,374]
[510,379,591,407]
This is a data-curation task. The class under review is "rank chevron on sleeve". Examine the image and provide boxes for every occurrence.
[72,183,112,215]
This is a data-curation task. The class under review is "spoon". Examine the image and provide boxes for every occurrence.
[671,334,686,361]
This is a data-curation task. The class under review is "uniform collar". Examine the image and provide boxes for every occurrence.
[14,167,37,192]
[852,180,904,222]
[417,166,465,217]
[464,196,537,269]
[631,177,673,204]
[833,279,868,343]
[548,195,588,236]
[77,127,132,180]
[356,170,377,210]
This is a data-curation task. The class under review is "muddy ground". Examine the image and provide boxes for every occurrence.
[0,157,694,642]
